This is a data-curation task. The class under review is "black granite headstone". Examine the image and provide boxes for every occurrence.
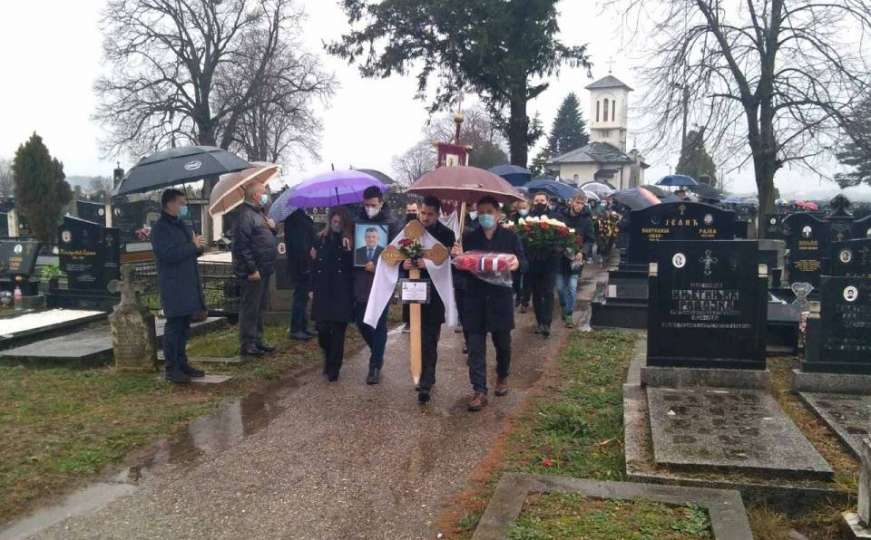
[829,239,871,278]
[783,213,830,286]
[763,213,787,240]
[76,200,106,225]
[647,240,767,370]
[853,215,871,240]
[0,212,8,238]
[627,202,737,266]
[58,216,120,292]
[804,277,871,373]
[0,240,41,278]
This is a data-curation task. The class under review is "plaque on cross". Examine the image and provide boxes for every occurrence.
[379,220,449,384]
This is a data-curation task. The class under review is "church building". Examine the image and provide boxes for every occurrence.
[547,74,648,190]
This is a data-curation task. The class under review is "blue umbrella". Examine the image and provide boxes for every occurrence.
[488,164,532,187]
[525,177,578,201]
[656,174,699,187]
[268,187,297,223]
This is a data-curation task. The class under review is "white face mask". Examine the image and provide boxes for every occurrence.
[469,211,478,220]
[365,205,381,219]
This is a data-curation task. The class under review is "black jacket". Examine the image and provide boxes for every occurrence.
[558,207,597,274]
[460,227,528,333]
[310,232,355,323]
[352,207,400,303]
[525,206,561,273]
[151,212,206,318]
[232,202,278,277]
[417,221,456,326]
[284,209,316,286]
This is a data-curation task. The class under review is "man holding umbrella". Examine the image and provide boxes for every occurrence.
[232,183,279,357]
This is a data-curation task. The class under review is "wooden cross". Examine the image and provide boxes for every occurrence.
[380,220,450,384]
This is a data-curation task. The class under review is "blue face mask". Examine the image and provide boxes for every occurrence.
[178,205,189,218]
[478,214,496,230]
[259,193,270,206]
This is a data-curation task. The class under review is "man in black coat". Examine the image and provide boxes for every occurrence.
[557,193,596,327]
[353,186,400,384]
[232,183,279,357]
[151,188,207,383]
[402,196,455,404]
[284,208,316,340]
[452,196,527,412]
[526,192,560,337]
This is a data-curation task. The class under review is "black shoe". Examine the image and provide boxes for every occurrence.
[418,390,431,404]
[241,346,265,357]
[181,365,205,378]
[165,370,191,384]
[541,325,551,338]
[462,343,468,354]
[520,304,528,314]
[256,343,276,353]
[366,368,381,385]
[290,331,312,341]
[327,372,339,382]
[533,324,542,334]
[304,328,318,338]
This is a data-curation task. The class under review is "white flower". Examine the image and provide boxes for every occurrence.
[518,217,526,225]
[528,216,539,223]
[569,228,576,234]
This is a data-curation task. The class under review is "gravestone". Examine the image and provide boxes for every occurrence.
[0,240,41,295]
[803,276,871,374]
[647,240,766,370]
[763,213,787,240]
[0,212,9,238]
[854,215,871,240]
[109,266,158,372]
[52,216,121,310]
[758,239,785,288]
[76,200,107,226]
[830,239,871,278]
[626,202,737,267]
[783,213,830,286]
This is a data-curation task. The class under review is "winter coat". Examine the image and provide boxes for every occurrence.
[558,207,597,274]
[284,209,316,286]
[460,226,528,333]
[352,207,401,304]
[524,206,561,273]
[151,212,206,318]
[416,221,456,326]
[311,232,355,323]
[232,202,279,277]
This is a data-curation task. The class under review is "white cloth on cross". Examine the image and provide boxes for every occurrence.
[363,228,457,329]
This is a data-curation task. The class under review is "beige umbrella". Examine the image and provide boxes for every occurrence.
[208,162,279,217]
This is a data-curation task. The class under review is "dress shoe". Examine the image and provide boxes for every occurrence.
[181,365,205,378]
[541,325,551,338]
[495,377,509,397]
[304,328,318,338]
[417,390,431,404]
[241,346,265,357]
[289,331,312,341]
[165,370,191,384]
[256,343,276,353]
[327,372,339,382]
[519,304,528,314]
[467,392,488,412]
[366,368,381,385]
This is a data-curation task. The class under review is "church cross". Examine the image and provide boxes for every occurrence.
[699,249,718,277]
[607,56,616,74]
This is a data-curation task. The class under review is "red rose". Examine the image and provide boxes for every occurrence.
[540,222,549,230]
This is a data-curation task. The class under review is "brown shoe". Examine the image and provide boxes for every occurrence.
[468,392,488,412]
[495,377,509,397]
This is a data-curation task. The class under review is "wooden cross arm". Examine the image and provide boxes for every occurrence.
[380,243,449,266]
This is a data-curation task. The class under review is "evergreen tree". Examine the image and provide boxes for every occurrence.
[12,133,72,243]
[547,93,589,156]
[835,95,871,188]
[676,129,717,186]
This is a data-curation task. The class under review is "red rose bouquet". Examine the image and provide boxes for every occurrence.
[505,216,582,255]
[452,251,518,287]
[397,238,424,261]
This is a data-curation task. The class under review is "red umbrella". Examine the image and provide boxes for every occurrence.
[407,166,524,204]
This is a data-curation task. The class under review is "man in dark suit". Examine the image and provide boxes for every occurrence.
[284,208,316,341]
[151,188,207,384]
[355,226,384,266]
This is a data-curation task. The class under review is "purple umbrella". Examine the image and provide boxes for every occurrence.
[287,169,385,208]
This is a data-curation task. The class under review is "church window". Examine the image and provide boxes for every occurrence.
[612,100,616,122]
[603,98,609,121]
[596,101,600,122]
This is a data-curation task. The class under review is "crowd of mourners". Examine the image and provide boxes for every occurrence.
[151,184,623,412]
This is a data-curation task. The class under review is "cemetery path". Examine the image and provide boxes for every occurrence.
[22,265,605,540]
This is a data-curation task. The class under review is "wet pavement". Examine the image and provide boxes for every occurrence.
[5,266,604,540]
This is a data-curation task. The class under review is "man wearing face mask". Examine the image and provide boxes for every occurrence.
[509,199,531,312]
[557,193,596,327]
[354,185,400,384]
[526,192,560,337]
[232,183,279,357]
[152,188,207,383]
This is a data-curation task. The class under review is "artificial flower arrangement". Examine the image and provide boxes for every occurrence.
[397,238,424,261]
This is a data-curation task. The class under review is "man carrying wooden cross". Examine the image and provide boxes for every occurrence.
[364,196,456,405]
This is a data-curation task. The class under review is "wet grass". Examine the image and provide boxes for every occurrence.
[0,317,371,526]
[508,493,712,540]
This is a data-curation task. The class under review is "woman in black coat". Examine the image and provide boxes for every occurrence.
[310,206,354,381]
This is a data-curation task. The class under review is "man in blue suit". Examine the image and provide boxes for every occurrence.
[151,188,207,383]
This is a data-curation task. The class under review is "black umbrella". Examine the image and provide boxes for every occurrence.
[115,146,251,196]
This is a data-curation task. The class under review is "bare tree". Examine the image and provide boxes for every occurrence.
[391,141,436,187]
[0,158,13,199]
[610,0,871,230]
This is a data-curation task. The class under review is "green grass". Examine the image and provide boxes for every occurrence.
[508,493,712,540]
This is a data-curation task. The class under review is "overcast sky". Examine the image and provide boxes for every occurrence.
[0,0,844,197]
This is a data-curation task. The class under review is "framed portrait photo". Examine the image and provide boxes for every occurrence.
[354,223,389,267]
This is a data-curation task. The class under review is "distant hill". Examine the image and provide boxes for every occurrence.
[66,175,112,193]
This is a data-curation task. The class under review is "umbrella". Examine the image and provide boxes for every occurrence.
[583,190,601,201]
[407,166,524,205]
[656,174,699,187]
[115,146,250,196]
[686,182,724,201]
[288,169,385,208]
[795,200,819,211]
[268,187,298,223]
[579,181,616,196]
[208,162,279,217]
[613,187,661,211]
[525,177,578,201]
[488,164,532,187]
[355,168,396,186]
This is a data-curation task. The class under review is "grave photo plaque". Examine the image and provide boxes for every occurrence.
[783,213,830,286]
[58,216,121,292]
[803,277,871,373]
[853,215,871,240]
[647,240,767,370]
[763,213,787,240]
[829,239,871,278]
[627,202,736,266]
[0,240,41,278]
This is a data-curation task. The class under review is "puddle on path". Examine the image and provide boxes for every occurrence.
[0,374,303,540]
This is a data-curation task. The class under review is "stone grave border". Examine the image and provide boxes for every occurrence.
[472,473,753,540]
[623,334,850,506]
